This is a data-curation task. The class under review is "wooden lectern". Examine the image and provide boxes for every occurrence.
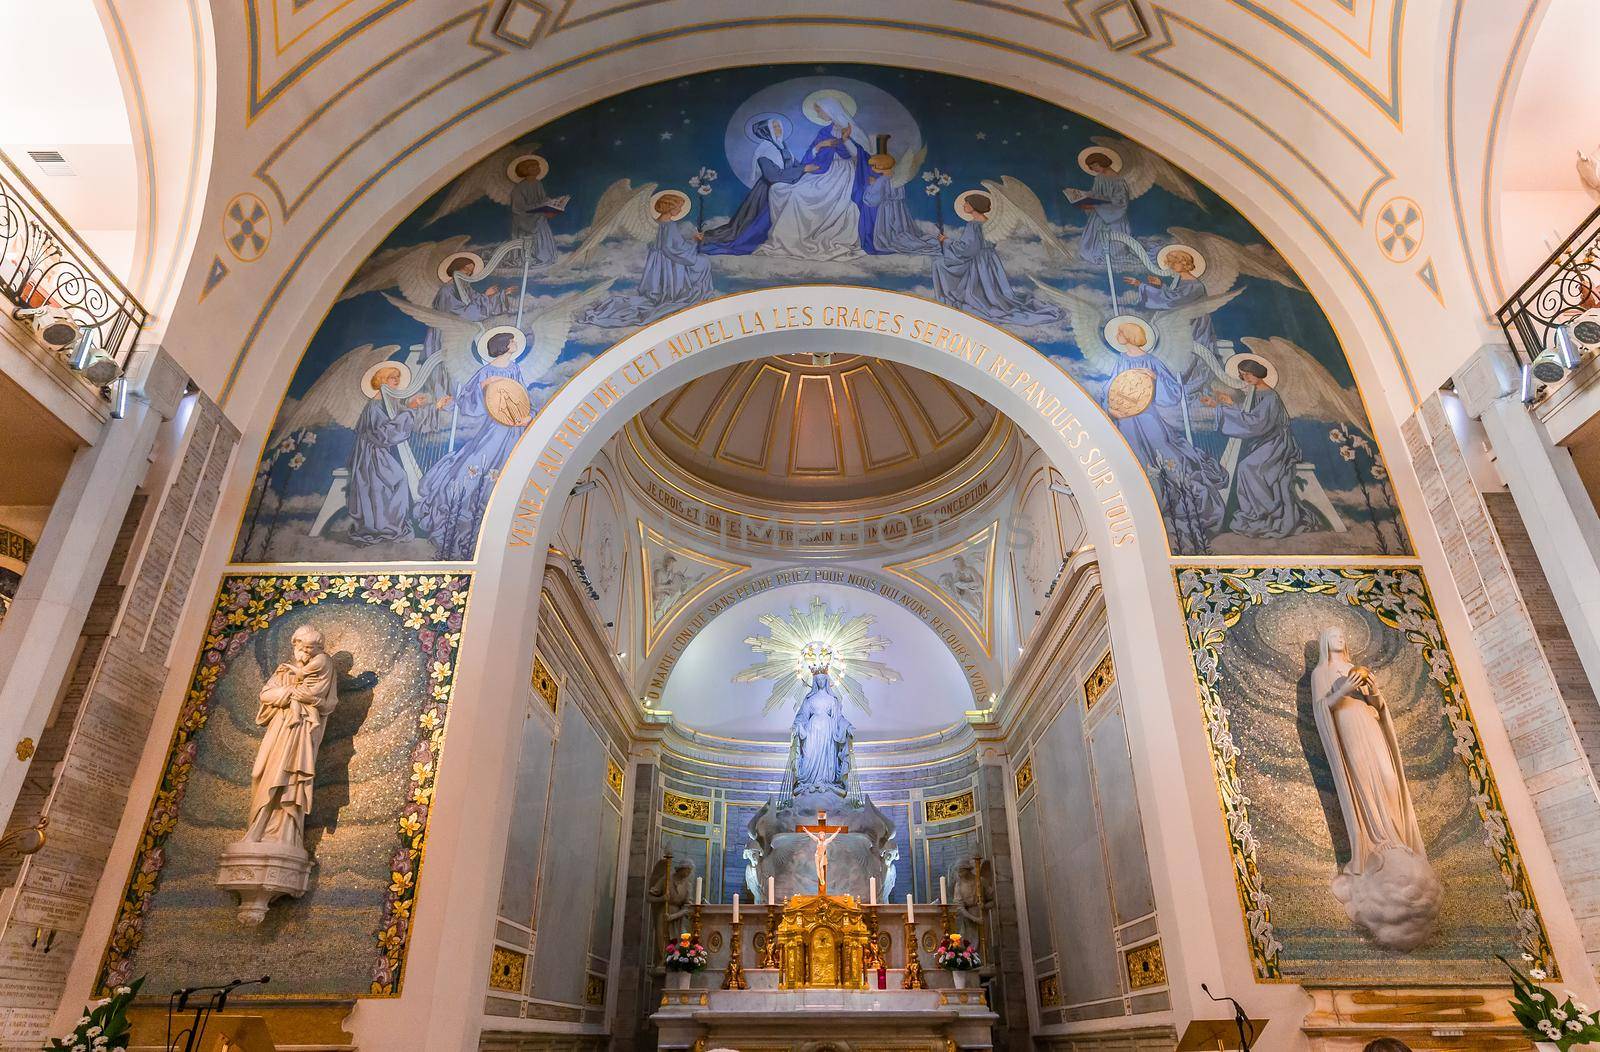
[195,1014,277,1052]
[1175,1017,1267,1052]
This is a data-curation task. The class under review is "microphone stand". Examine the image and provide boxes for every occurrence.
[166,976,269,1052]
[1200,982,1256,1052]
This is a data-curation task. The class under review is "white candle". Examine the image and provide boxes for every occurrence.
[695,877,703,905]
[939,876,948,905]
[767,875,776,905]
[869,876,878,906]
[733,893,740,923]
[905,892,914,922]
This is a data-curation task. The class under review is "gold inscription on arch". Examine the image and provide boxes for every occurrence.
[507,301,1136,551]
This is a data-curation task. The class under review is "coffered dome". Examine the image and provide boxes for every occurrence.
[635,355,1000,504]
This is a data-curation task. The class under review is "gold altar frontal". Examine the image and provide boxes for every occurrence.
[775,892,871,988]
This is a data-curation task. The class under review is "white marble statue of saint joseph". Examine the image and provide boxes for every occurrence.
[217,623,339,924]
[246,624,340,846]
[1310,625,1441,949]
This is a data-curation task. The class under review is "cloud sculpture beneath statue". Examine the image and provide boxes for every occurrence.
[1310,625,1442,949]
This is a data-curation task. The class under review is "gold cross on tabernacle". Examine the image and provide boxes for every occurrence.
[796,811,849,895]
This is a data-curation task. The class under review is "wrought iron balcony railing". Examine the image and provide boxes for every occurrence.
[0,150,146,371]
[1497,202,1600,400]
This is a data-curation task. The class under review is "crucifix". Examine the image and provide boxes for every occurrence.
[796,811,849,896]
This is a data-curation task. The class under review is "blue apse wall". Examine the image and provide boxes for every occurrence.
[232,64,1408,564]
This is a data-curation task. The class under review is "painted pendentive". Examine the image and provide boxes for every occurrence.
[98,573,470,996]
[233,65,1407,564]
[1174,566,1553,982]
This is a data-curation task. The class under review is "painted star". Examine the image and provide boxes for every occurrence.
[614,138,624,147]
[975,132,987,140]
[660,130,674,141]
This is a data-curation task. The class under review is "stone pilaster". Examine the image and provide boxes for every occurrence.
[613,760,660,1052]
[976,761,1028,1052]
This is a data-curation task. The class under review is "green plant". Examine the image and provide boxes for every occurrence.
[1501,955,1599,1050]
[45,977,142,1051]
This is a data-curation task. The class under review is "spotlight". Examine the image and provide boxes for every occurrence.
[570,479,599,496]
[108,376,130,419]
[14,305,81,350]
[81,353,121,388]
[1531,344,1568,384]
[1048,482,1073,496]
[1520,363,1537,403]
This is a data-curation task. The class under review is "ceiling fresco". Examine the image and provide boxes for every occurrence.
[231,64,1411,565]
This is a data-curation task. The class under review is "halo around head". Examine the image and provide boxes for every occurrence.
[437,250,485,282]
[953,189,990,218]
[1157,243,1206,277]
[1104,314,1157,353]
[650,189,693,222]
[361,359,411,397]
[746,112,789,142]
[1225,351,1278,387]
[802,88,857,125]
[474,324,529,363]
[1078,145,1123,174]
[506,153,548,183]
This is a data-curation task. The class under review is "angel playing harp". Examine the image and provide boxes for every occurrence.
[565,184,717,328]
[932,180,1067,328]
[1063,138,1203,266]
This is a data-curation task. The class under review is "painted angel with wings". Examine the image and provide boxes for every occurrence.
[1063,137,1204,266]
[423,142,566,266]
[932,179,1068,327]
[340,237,503,382]
[550,181,717,327]
[862,137,937,254]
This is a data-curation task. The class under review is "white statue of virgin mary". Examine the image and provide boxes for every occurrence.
[1310,626,1442,949]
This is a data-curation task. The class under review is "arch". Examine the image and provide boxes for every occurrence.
[380,286,1233,1048]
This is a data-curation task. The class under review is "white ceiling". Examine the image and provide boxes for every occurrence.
[1503,1,1600,193]
[656,581,970,742]
[0,0,137,273]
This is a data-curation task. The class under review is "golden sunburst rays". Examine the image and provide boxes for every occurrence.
[733,596,901,715]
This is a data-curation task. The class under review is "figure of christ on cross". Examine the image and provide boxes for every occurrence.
[796,811,849,896]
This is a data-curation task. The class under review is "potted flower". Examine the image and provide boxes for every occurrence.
[1501,954,1600,1051]
[664,931,708,990]
[934,933,981,988]
[47,977,142,1051]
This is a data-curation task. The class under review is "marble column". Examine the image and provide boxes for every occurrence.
[0,346,185,836]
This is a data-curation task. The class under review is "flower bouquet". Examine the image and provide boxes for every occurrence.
[46,978,142,1051]
[664,931,707,988]
[934,933,981,988]
[1501,954,1600,1051]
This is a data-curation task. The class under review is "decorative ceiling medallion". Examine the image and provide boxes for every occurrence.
[1091,0,1152,50]
[924,790,975,823]
[1375,196,1422,262]
[222,193,271,263]
[1084,650,1116,709]
[662,789,711,822]
[883,522,999,655]
[493,0,552,47]
[639,522,748,651]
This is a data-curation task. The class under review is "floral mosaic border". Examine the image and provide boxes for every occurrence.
[97,572,471,996]
[1173,565,1555,981]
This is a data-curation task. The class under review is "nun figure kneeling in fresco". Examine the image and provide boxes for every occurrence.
[700,114,816,256]
[1201,353,1319,538]
[932,190,1060,327]
[416,326,536,560]
[346,362,431,545]
[581,191,716,327]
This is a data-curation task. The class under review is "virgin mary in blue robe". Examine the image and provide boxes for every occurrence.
[700,115,810,255]
[1215,376,1318,538]
[416,340,532,560]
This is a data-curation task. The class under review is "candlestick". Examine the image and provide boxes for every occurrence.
[905,892,914,922]
[939,876,947,905]
[869,876,877,906]
[691,901,703,947]
[901,919,925,989]
[761,901,781,969]
[722,914,748,990]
